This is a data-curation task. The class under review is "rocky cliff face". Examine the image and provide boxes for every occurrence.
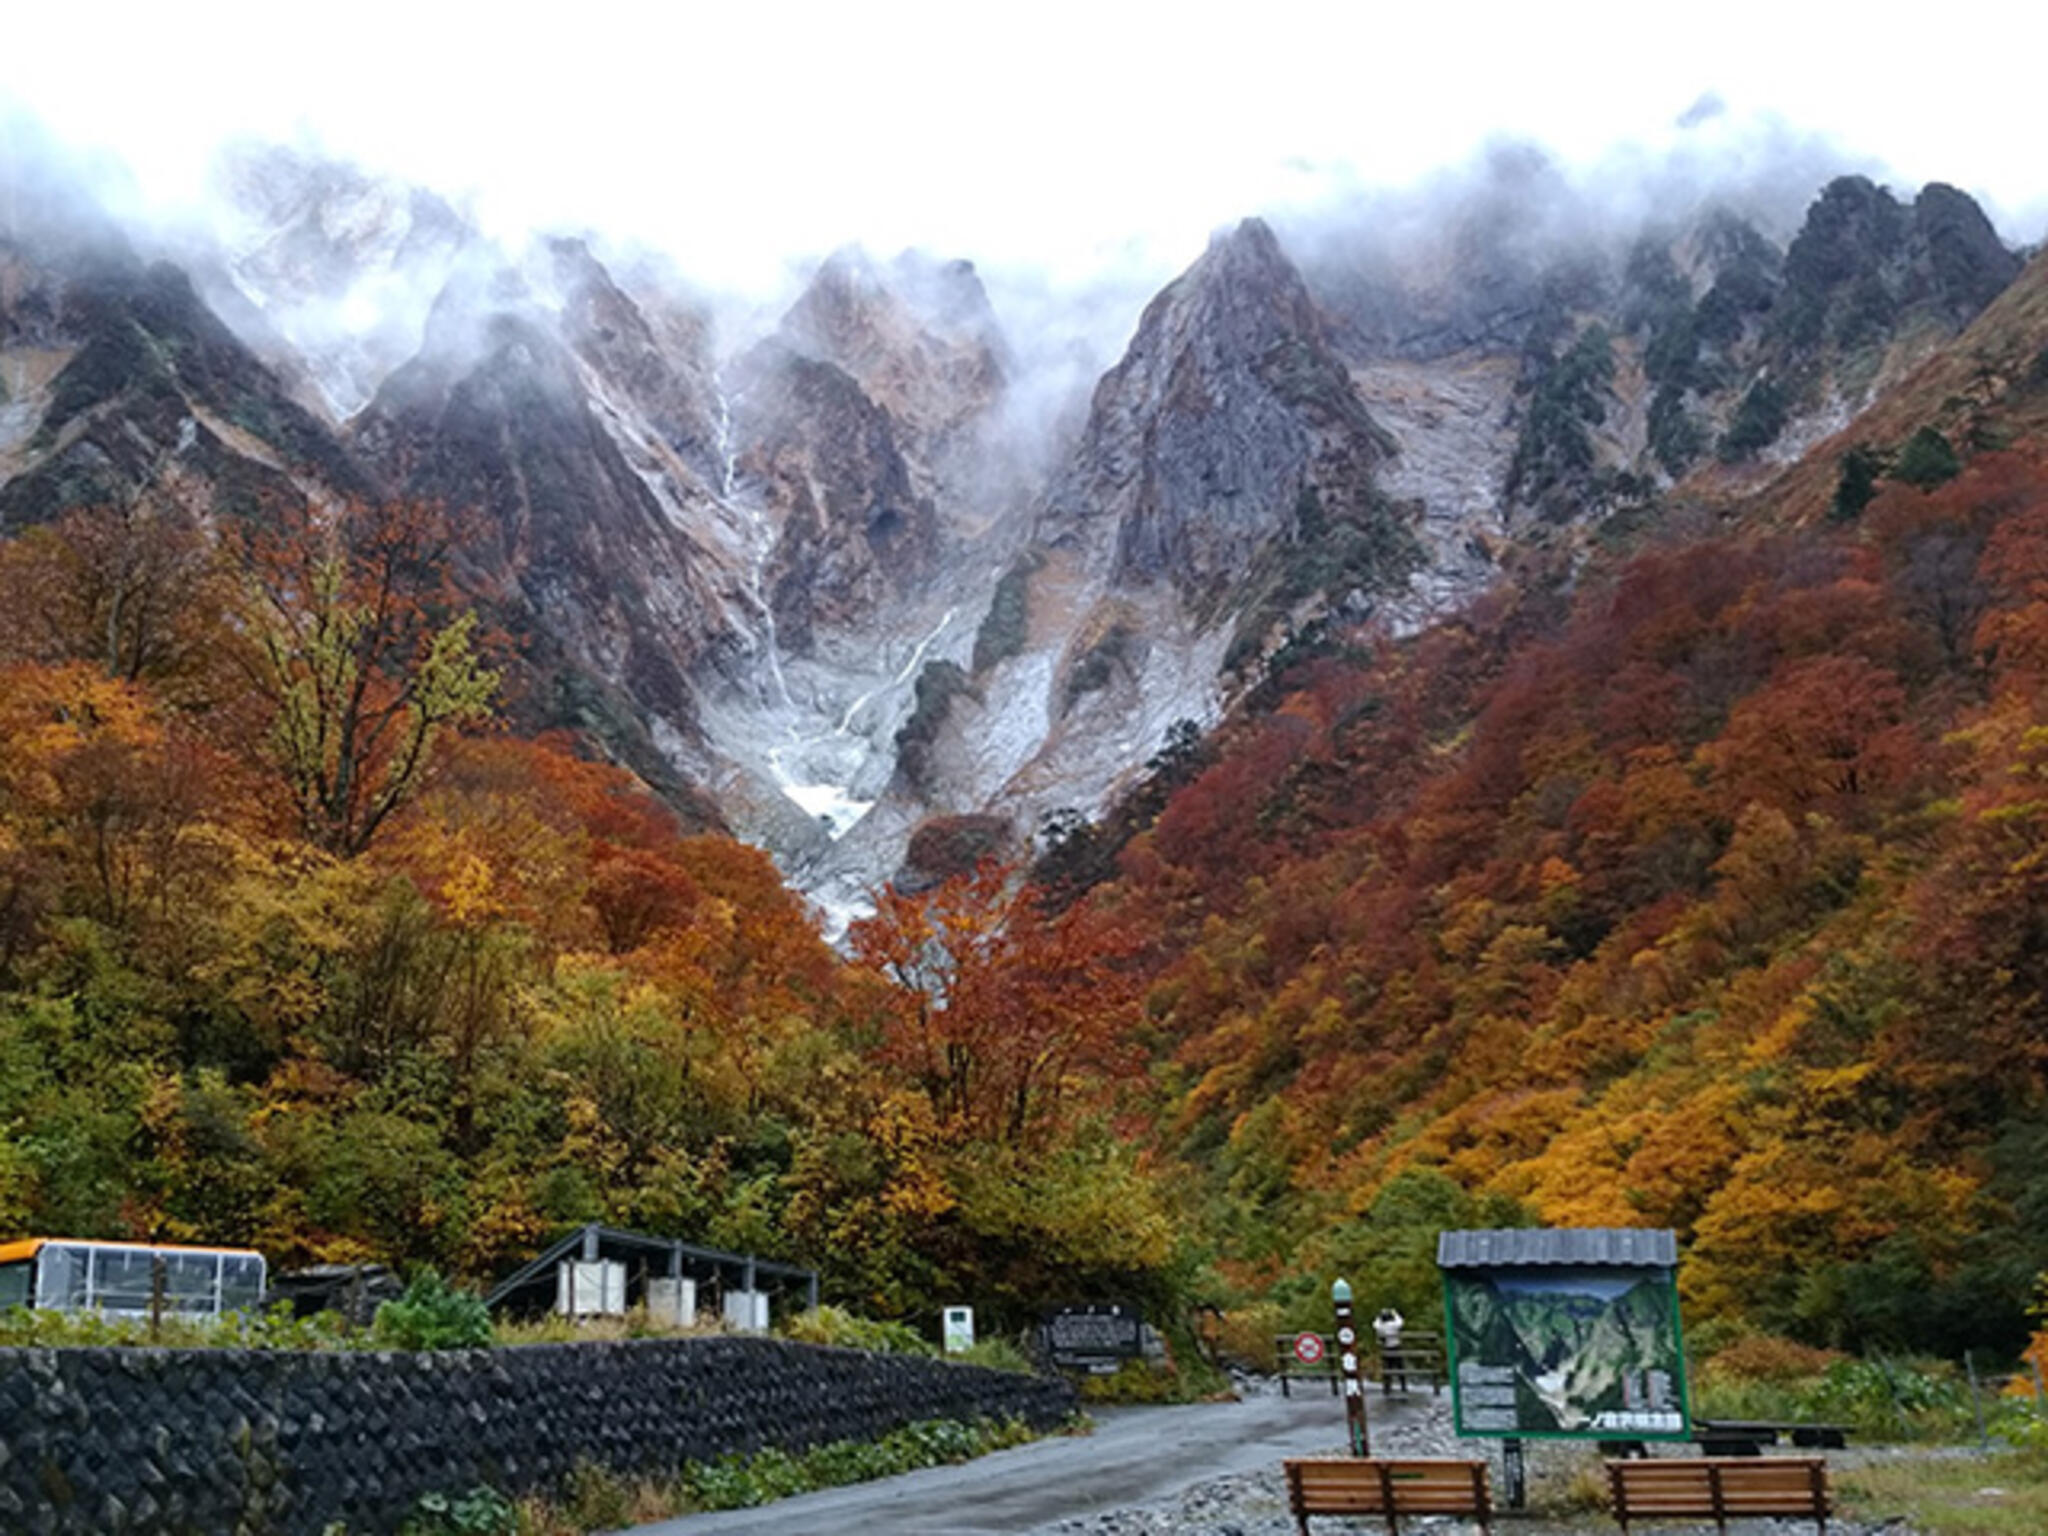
[1,154,369,532]
[865,219,1421,899]
[543,238,727,495]
[1041,218,1404,605]
[728,339,940,656]
[1296,174,2024,535]
[347,256,741,763]
[777,248,1009,502]
[3,139,2028,931]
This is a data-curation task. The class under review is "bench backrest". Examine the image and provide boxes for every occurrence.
[1285,1457,1492,1518]
[1609,1456,1831,1520]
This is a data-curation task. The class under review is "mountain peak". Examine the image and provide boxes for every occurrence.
[783,246,1006,362]
[1207,215,1288,268]
[1041,212,1402,608]
[1913,181,2023,319]
[1123,215,1332,373]
[775,246,1009,485]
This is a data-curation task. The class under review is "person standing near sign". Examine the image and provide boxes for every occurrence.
[1373,1308,1405,1388]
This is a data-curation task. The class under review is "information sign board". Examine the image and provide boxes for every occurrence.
[1043,1303,1143,1372]
[1444,1263,1690,1440]
[943,1305,975,1354]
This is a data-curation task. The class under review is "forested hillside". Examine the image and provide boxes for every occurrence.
[6,185,2048,1369]
[1068,252,2048,1357]
[0,492,1171,1327]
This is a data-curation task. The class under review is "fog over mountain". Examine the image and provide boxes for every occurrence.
[5,34,2043,929]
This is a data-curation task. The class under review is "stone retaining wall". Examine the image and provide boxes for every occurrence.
[0,1335,1077,1534]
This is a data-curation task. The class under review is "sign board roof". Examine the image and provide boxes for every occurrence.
[1435,1227,1677,1270]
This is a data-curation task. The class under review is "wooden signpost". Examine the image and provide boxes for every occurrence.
[1331,1277,1370,1457]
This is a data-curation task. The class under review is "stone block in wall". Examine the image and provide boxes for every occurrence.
[0,1337,1074,1535]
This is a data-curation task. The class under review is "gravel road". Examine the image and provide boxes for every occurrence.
[620,1377,1941,1535]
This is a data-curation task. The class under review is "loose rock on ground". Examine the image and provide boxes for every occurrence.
[1028,1379,1930,1535]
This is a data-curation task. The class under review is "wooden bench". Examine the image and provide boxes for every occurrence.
[1607,1456,1832,1534]
[1284,1457,1492,1535]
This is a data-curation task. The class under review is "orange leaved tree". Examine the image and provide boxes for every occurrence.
[849,861,1142,1146]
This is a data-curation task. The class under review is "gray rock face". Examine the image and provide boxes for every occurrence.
[1041,218,1398,608]
[350,265,730,740]
[543,237,726,489]
[1776,175,2022,346]
[730,337,941,656]
[1298,174,2025,532]
[779,247,1009,481]
[1913,182,2024,321]
[0,172,369,531]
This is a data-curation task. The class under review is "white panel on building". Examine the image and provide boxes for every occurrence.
[647,1276,697,1328]
[722,1288,770,1332]
[556,1259,627,1316]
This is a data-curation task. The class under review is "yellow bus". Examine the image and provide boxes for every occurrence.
[0,1238,266,1320]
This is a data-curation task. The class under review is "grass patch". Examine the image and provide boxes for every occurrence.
[953,1335,1037,1374]
[1072,1330,1232,1405]
[1693,1343,1988,1443]
[493,1309,724,1346]
[0,1301,359,1351]
[777,1303,934,1356]
[1837,1450,2048,1534]
[514,1417,1055,1533]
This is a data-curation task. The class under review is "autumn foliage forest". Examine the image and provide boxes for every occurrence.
[1111,440,2048,1360]
[0,489,1178,1327]
[7,288,2048,1368]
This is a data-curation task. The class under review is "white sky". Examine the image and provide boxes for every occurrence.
[5,0,2045,297]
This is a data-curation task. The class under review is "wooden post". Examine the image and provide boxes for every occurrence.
[1331,1278,1370,1457]
[1966,1351,1990,1451]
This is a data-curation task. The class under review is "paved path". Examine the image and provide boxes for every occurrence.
[614,1389,1409,1535]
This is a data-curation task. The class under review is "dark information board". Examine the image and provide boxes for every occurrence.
[1042,1303,1143,1372]
[1444,1263,1689,1440]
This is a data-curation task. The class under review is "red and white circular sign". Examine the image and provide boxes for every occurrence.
[1292,1331,1326,1365]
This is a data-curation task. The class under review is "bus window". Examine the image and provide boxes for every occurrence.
[95,1246,158,1313]
[0,1260,28,1310]
[221,1253,265,1313]
[163,1250,219,1312]
[36,1243,88,1310]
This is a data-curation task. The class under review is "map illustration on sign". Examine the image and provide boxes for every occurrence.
[1445,1263,1688,1439]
